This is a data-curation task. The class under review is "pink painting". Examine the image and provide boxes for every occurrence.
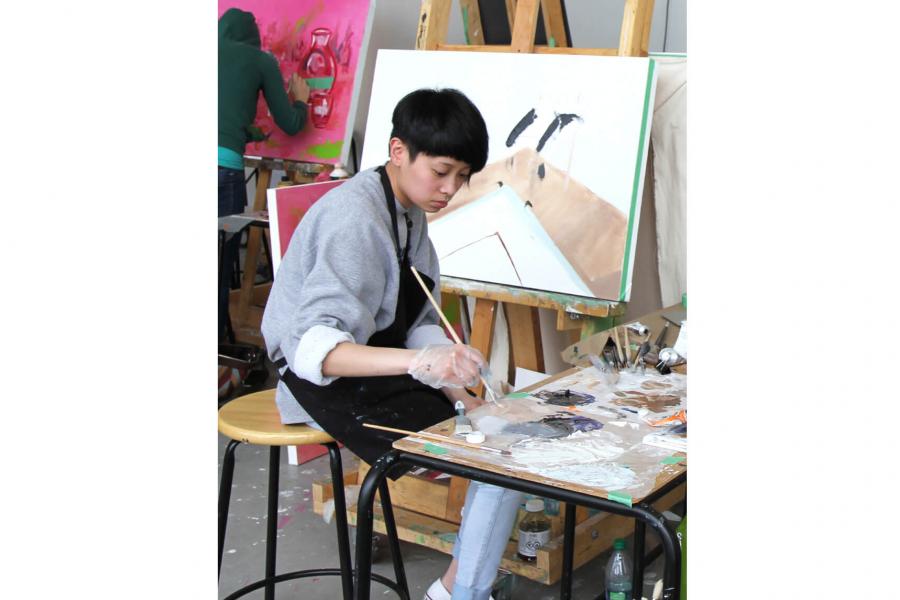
[267,179,346,272]
[218,0,374,165]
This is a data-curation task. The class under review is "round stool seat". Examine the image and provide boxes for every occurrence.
[218,389,334,447]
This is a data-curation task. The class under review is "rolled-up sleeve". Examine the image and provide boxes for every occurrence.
[262,193,390,384]
[292,325,354,385]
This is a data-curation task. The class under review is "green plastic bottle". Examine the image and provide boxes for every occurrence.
[605,538,632,600]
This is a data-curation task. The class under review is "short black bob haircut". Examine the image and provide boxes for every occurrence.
[390,88,489,175]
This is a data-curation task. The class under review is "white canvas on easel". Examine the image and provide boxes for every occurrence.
[360,49,657,302]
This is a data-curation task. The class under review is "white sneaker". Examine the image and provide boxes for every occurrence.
[422,578,495,600]
[423,579,451,600]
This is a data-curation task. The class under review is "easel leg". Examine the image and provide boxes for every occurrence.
[618,0,655,57]
[469,298,497,397]
[235,167,272,328]
[505,303,544,377]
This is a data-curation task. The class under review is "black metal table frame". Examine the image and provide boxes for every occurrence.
[353,450,685,600]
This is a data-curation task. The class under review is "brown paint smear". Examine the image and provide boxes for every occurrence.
[641,381,670,390]
[429,148,627,300]
[612,393,681,413]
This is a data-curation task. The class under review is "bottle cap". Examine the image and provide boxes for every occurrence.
[613,538,626,550]
[525,499,545,513]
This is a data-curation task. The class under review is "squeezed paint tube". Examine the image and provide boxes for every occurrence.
[454,400,473,434]
[627,322,649,336]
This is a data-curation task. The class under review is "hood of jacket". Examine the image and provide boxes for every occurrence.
[219,8,261,48]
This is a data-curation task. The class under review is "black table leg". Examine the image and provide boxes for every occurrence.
[560,503,576,600]
[632,518,646,600]
[327,443,354,600]
[633,504,680,600]
[378,480,410,600]
[353,452,397,600]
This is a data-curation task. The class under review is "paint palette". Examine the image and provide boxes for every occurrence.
[463,365,686,499]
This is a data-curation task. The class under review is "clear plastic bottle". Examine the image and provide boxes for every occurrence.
[605,538,633,600]
[517,499,551,561]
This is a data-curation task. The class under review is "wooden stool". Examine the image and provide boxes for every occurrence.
[218,389,410,600]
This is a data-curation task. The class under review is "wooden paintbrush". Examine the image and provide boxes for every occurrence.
[363,422,510,455]
[611,327,626,368]
[623,327,632,364]
[409,266,499,403]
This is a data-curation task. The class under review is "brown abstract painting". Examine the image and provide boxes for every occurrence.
[361,51,657,301]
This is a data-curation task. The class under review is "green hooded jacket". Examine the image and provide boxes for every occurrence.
[218,8,307,162]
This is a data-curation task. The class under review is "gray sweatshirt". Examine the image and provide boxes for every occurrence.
[261,167,452,423]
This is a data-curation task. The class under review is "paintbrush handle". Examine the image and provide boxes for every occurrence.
[362,422,508,455]
[410,266,463,344]
[612,327,625,366]
[410,266,498,403]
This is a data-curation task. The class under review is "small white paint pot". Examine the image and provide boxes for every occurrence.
[465,431,486,444]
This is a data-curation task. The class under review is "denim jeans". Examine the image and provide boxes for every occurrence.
[451,481,524,600]
[218,166,248,341]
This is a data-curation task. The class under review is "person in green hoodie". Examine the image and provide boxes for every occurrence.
[218,7,309,341]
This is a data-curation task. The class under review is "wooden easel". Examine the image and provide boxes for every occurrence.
[229,157,329,346]
[418,0,654,393]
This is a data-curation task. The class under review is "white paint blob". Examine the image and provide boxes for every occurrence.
[473,415,510,435]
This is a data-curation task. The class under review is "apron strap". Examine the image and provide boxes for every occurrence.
[375,165,411,266]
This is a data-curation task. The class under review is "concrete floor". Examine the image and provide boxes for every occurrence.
[217,399,670,600]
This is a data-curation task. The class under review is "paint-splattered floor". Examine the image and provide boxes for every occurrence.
[218,396,671,600]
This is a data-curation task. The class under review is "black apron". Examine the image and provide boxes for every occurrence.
[276,165,455,470]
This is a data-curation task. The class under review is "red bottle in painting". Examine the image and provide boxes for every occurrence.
[301,27,337,129]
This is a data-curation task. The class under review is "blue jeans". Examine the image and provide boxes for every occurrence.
[218,166,247,341]
[451,482,524,600]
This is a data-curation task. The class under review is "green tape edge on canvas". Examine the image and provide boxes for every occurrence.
[662,455,686,464]
[462,6,471,45]
[305,77,335,90]
[618,58,656,301]
[423,442,448,455]
[505,392,531,399]
[607,491,633,507]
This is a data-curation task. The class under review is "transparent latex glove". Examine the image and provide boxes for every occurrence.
[408,344,485,389]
